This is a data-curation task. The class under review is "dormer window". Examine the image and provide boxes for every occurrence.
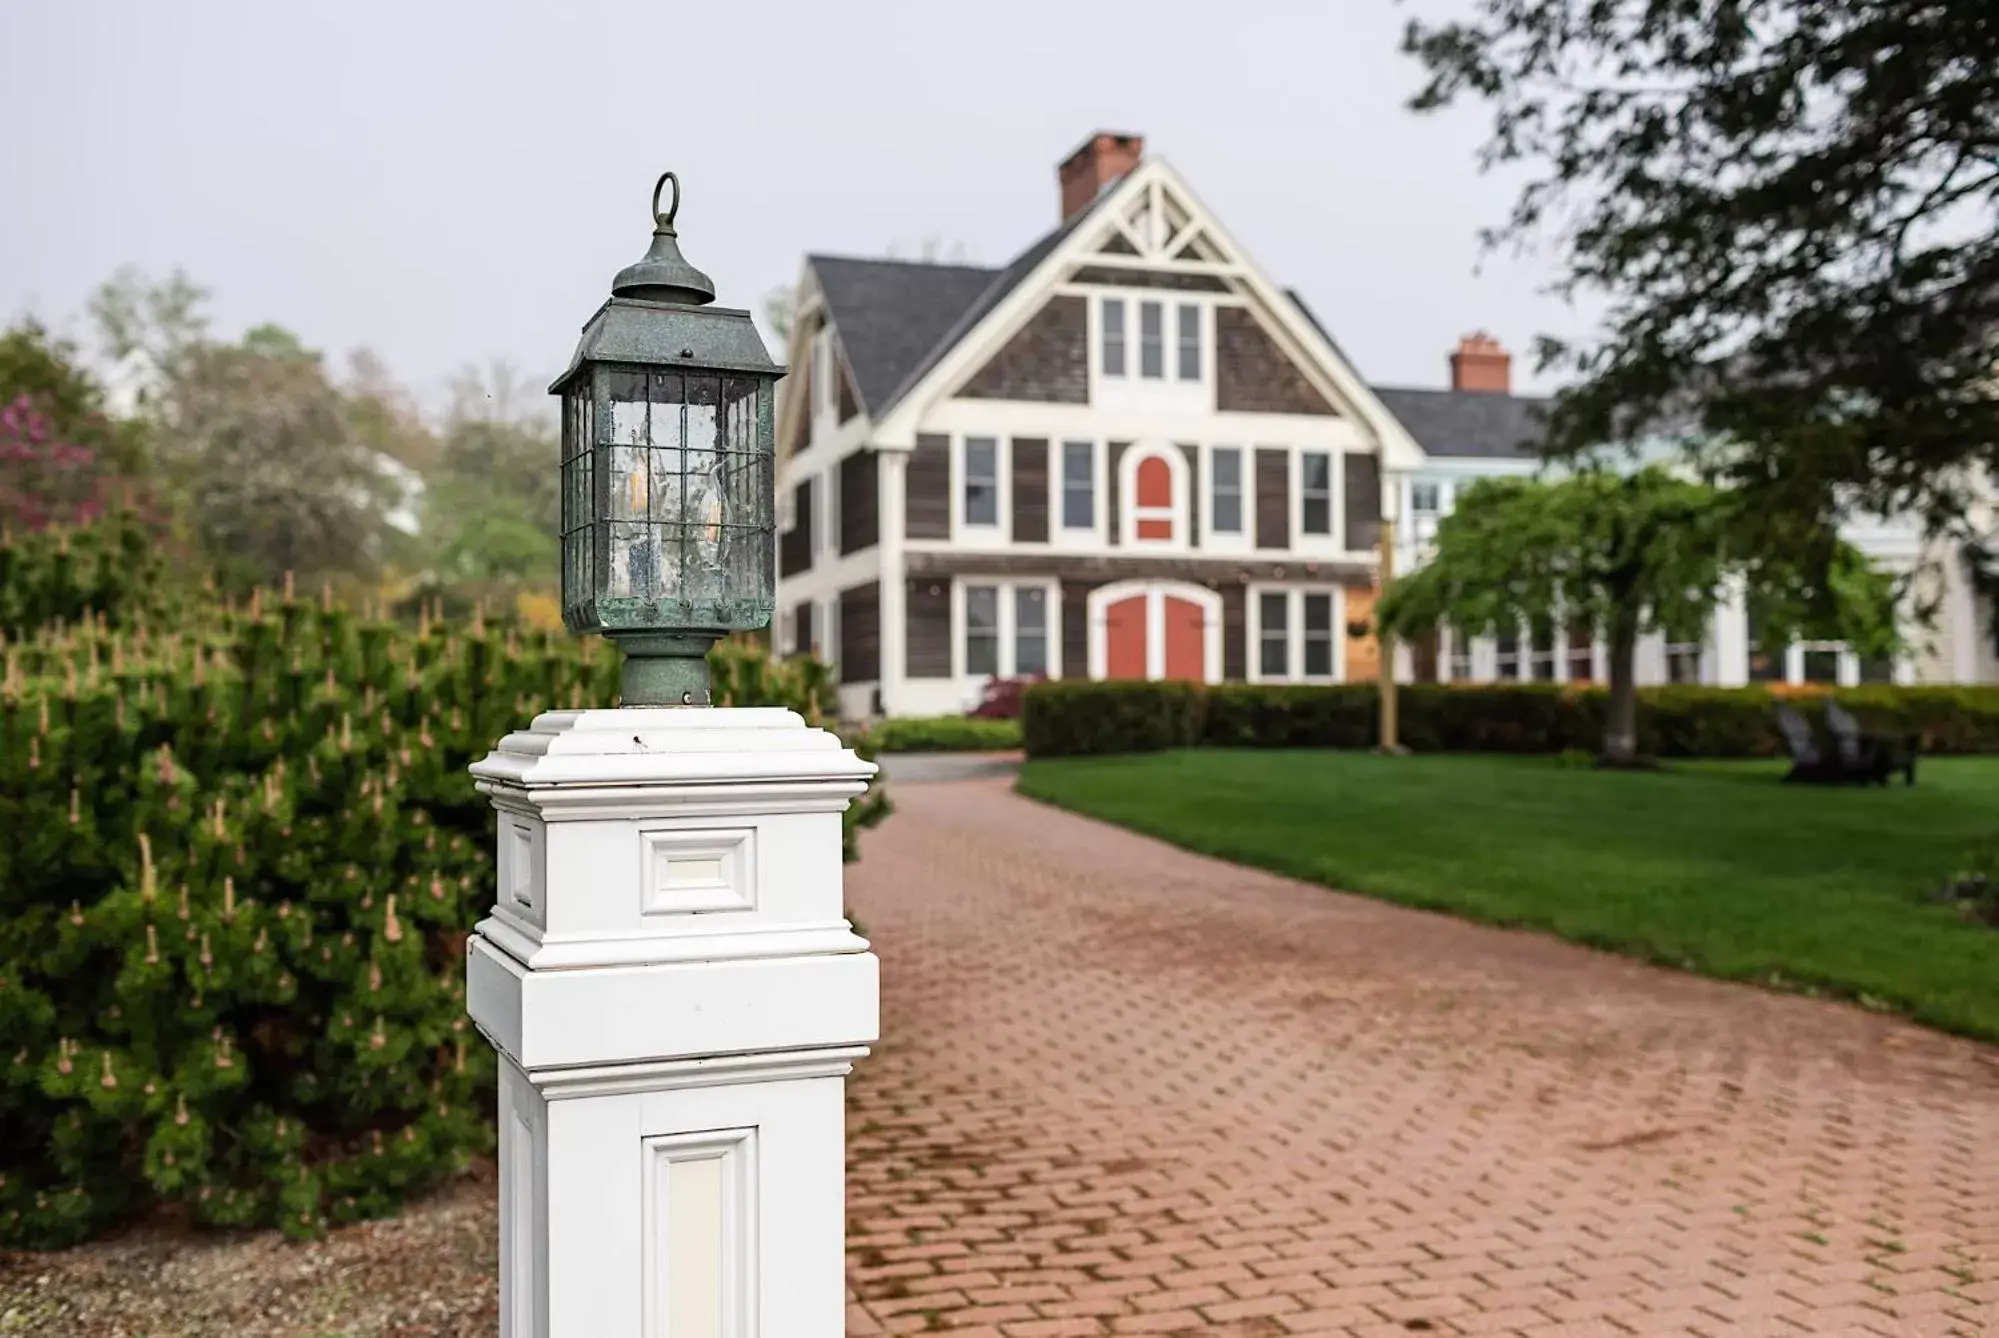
[811,328,836,420]
[1139,302,1165,378]
[1097,294,1207,399]
[1102,298,1127,376]
[1176,304,1201,381]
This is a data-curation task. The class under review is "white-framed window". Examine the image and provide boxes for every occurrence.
[812,329,835,419]
[1176,303,1201,382]
[1014,586,1050,677]
[1446,627,1473,681]
[1139,301,1165,379]
[957,435,1005,534]
[1101,298,1127,378]
[1249,587,1343,682]
[1300,451,1334,537]
[1665,641,1703,683]
[1495,629,1523,680]
[1798,641,1844,685]
[1061,439,1095,530]
[1209,446,1244,536]
[1120,444,1187,548]
[1528,622,1558,682]
[1568,626,1598,682]
[1410,481,1441,516]
[964,584,1001,676]
[958,579,1059,679]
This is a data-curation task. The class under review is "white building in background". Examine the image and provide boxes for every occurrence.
[772,130,1998,720]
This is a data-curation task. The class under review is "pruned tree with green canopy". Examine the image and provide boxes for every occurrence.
[1375,468,1898,766]
[1401,0,1999,587]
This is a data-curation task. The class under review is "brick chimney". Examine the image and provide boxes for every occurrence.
[1059,132,1144,220]
[1449,332,1512,395]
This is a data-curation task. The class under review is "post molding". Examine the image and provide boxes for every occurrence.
[469,705,878,1337]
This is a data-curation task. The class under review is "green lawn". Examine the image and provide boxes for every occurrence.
[1016,750,1999,1042]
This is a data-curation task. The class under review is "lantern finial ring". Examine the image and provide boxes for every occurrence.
[651,172,681,233]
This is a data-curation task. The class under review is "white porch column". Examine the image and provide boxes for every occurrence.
[1712,574,1751,687]
[467,707,877,1337]
[879,451,909,714]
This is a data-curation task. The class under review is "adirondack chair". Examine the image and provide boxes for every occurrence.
[1825,698,1917,786]
[1775,704,1847,783]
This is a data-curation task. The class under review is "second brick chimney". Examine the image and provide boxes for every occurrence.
[1059,132,1144,221]
[1449,333,1512,394]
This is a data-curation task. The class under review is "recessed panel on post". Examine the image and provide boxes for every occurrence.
[640,827,757,916]
[641,1128,757,1338]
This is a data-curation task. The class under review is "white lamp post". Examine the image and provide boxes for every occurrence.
[465,174,879,1337]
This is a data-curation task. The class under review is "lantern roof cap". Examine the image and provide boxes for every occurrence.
[611,172,717,306]
[549,298,783,392]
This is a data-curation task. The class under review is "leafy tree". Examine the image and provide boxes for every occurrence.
[86,266,209,414]
[342,349,439,475]
[0,322,144,476]
[152,331,397,588]
[1402,0,1999,563]
[1376,469,1897,765]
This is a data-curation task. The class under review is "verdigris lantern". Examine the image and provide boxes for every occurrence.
[551,172,782,706]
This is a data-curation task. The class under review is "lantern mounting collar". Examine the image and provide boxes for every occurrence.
[611,171,717,307]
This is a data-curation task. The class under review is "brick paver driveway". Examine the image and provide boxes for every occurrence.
[843,774,1999,1337]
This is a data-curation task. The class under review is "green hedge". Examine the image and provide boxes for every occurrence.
[1022,680,1999,759]
[0,518,887,1249]
[1021,681,1205,758]
[870,716,1022,754]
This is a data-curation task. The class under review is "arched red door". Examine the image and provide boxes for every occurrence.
[1104,594,1149,679]
[1162,596,1206,680]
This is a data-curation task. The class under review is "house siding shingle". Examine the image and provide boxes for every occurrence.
[1216,307,1337,416]
[1344,451,1381,553]
[1254,448,1290,551]
[1222,583,1247,682]
[1062,579,1097,678]
[906,434,952,539]
[905,577,953,678]
[1011,437,1050,544]
[1105,441,1130,546]
[839,449,880,555]
[839,581,881,683]
[780,477,814,576]
[956,296,1089,404]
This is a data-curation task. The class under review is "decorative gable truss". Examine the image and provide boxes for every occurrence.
[775,270,868,468]
[875,159,1429,474]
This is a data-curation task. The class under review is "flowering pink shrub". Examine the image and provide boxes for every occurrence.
[0,393,115,532]
[970,674,1046,719]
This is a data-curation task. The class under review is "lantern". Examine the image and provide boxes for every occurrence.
[550,172,783,706]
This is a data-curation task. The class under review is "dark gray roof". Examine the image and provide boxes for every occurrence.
[809,190,1121,418]
[812,223,1551,463]
[807,256,997,412]
[1371,386,1548,460]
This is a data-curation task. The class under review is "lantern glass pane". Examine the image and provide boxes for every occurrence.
[720,375,773,611]
[579,358,776,631]
[560,383,595,620]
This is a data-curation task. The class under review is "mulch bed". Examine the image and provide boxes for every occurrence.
[0,1166,497,1337]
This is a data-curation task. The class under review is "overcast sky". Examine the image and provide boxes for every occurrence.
[2,0,1587,414]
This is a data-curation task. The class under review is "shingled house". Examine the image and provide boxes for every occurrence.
[775,131,1990,719]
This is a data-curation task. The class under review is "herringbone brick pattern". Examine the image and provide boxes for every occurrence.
[843,776,1999,1336]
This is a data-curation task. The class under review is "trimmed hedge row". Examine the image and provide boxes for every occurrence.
[1022,680,1999,759]
[869,716,1023,754]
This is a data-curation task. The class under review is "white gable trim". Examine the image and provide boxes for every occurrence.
[1151,162,1428,472]
[872,157,1429,474]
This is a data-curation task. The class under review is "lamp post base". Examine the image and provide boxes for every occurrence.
[611,630,721,707]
